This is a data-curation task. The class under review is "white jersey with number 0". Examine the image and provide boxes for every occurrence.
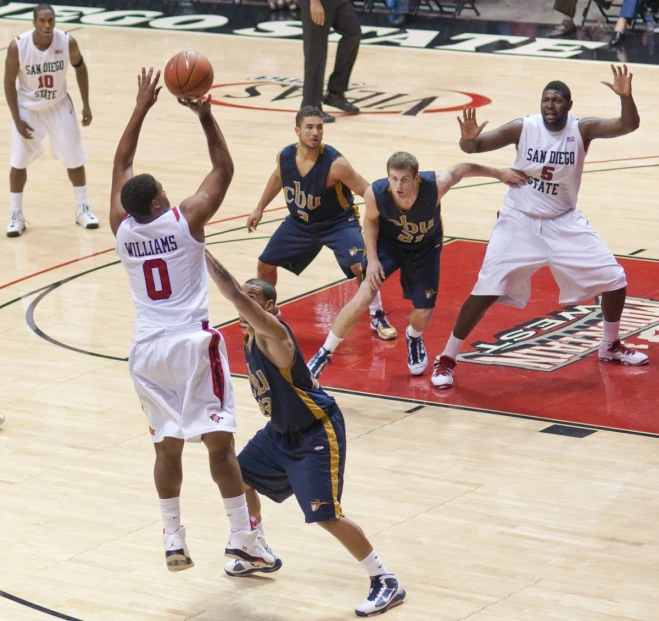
[503,114,586,218]
[116,207,209,342]
[15,28,70,111]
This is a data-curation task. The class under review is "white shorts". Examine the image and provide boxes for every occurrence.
[472,206,627,308]
[128,323,237,443]
[10,96,87,169]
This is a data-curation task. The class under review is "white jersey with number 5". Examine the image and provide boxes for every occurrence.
[502,114,586,218]
[15,28,70,111]
[115,207,209,342]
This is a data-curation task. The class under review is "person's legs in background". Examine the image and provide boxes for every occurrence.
[610,0,644,46]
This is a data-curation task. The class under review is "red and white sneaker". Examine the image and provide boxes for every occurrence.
[162,525,194,572]
[598,340,648,366]
[431,355,456,388]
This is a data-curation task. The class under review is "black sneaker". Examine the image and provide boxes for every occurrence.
[320,107,335,123]
[323,93,360,115]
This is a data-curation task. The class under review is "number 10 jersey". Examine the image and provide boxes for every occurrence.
[16,28,70,111]
[116,207,209,343]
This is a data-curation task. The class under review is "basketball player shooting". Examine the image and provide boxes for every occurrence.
[110,67,275,572]
[432,64,648,389]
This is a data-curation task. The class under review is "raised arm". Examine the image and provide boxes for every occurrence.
[247,152,282,233]
[457,108,523,154]
[178,98,234,241]
[205,250,290,343]
[328,156,370,197]
[362,186,385,289]
[110,66,162,236]
[68,36,91,126]
[435,163,528,201]
[4,41,33,140]
[579,65,639,143]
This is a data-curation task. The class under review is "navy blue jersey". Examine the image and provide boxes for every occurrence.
[280,143,355,224]
[372,171,442,246]
[244,322,337,434]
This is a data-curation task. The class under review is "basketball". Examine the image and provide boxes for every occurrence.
[164,51,214,99]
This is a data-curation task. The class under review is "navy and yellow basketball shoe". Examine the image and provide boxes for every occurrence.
[370,310,397,340]
[355,573,406,617]
[308,346,333,379]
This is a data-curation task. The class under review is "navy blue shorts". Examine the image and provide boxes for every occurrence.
[376,235,442,309]
[259,210,364,279]
[237,404,346,523]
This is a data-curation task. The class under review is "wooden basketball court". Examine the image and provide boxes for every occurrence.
[1,15,659,621]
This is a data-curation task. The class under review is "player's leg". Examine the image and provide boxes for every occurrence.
[322,212,397,340]
[7,108,44,237]
[396,238,444,376]
[201,430,275,564]
[433,209,548,387]
[45,96,98,228]
[224,425,294,576]
[181,325,275,565]
[257,215,322,288]
[546,209,647,365]
[317,518,405,616]
[128,338,194,571]
[289,406,405,616]
[308,239,399,378]
[153,437,195,572]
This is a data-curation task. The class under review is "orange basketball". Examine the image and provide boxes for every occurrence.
[164,51,214,99]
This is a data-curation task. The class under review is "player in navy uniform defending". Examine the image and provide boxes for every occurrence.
[205,249,406,618]
[247,105,396,340]
[308,151,528,378]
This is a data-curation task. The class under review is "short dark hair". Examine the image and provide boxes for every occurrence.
[296,105,323,128]
[387,151,419,176]
[244,278,278,304]
[121,174,159,219]
[33,3,55,19]
[543,80,571,102]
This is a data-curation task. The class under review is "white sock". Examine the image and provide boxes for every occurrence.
[360,550,388,577]
[73,185,89,207]
[407,326,422,339]
[323,331,344,353]
[10,192,23,213]
[159,497,181,535]
[369,291,384,316]
[443,333,465,360]
[223,494,251,533]
[601,320,620,346]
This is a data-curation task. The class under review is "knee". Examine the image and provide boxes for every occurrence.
[349,263,362,279]
[316,519,339,533]
[257,261,277,281]
[204,431,236,460]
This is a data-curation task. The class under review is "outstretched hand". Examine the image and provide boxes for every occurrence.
[457,107,488,142]
[178,94,212,117]
[601,64,633,97]
[136,67,162,111]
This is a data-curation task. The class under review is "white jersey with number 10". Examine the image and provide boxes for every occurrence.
[115,207,209,342]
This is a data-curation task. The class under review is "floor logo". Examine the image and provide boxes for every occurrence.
[209,77,491,116]
[458,297,659,371]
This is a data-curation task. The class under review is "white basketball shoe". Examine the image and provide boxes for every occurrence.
[162,525,194,572]
[598,339,649,366]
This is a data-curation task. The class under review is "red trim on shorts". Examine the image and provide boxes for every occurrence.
[173,207,180,221]
[202,320,225,408]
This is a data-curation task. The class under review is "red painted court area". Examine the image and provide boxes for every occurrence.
[222,240,659,435]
